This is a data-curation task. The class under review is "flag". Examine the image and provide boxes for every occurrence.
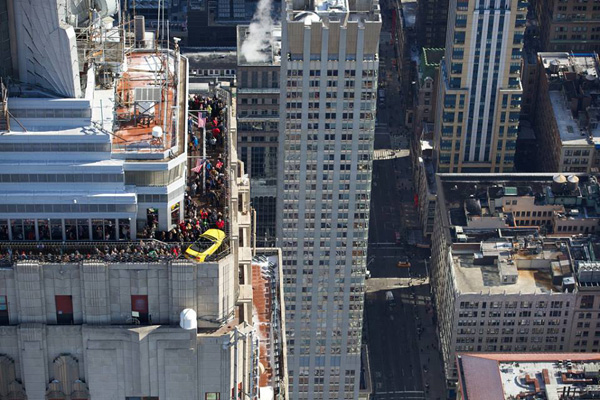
[191,158,205,173]
[197,112,206,128]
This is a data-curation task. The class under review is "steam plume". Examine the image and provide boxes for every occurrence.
[241,0,274,63]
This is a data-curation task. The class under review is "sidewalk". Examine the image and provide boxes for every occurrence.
[412,282,446,400]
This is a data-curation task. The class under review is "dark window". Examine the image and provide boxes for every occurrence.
[131,295,149,324]
[0,295,8,325]
[55,295,74,324]
[581,295,595,309]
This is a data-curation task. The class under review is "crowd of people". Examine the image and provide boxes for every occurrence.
[138,94,229,246]
[0,240,186,265]
[138,194,227,243]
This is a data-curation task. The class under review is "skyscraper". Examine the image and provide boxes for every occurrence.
[236,25,282,248]
[417,0,449,48]
[277,0,381,398]
[434,0,526,173]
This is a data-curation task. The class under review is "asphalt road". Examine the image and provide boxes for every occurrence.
[363,1,446,398]
[366,133,446,400]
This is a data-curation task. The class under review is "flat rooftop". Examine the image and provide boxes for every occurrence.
[112,50,184,156]
[287,0,381,20]
[452,241,568,295]
[419,48,444,83]
[186,51,238,70]
[540,52,600,146]
[439,174,559,208]
[251,252,287,399]
[237,25,282,66]
[438,173,600,228]
[549,90,595,146]
[458,353,600,400]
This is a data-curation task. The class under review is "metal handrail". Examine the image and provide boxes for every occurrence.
[0,238,231,266]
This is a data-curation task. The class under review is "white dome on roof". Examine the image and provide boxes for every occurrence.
[180,309,197,330]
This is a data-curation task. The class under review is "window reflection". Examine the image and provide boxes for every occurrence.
[104,219,116,240]
[24,219,35,240]
[0,220,8,240]
[92,219,104,240]
[50,219,62,240]
[77,219,89,240]
[11,219,23,240]
[38,220,50,240]
[65,219,77,240]
[119,219,130,240]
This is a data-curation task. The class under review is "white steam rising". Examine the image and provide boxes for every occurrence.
[241,0,274,63]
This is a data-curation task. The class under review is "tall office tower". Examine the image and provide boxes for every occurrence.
[533,0,600,53]
[277,0,381,398]
[434,0,526,173]
[417,0,449,48]
[236,25,282,247]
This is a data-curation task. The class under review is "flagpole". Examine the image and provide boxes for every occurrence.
[202,111,207,196]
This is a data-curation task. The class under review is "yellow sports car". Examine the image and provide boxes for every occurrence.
[185,229,226,262]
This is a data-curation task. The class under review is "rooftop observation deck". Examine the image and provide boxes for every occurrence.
[0,84,235,265]
[112,50,186,157]
[0,238,230,267]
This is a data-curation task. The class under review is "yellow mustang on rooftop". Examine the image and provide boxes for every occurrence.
[184,229,226,262]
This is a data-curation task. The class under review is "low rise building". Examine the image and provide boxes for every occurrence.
[457,353,600,400]
[535,52,600,173]
[410,48,443,139]
[431,173,600,395]
[187,51,238,85]
[413,123,437,239]
[533,0,600,53]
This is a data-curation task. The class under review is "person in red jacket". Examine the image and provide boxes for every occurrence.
[215,218,225,230]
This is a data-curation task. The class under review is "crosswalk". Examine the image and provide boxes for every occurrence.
[374,149,410,160]
[374,390,426,400]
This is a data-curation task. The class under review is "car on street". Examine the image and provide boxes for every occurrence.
[397,257,411,268]
[385,291,396,307]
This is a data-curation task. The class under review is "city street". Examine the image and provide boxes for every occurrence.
[366,132,445,400]
[363,0,446,398]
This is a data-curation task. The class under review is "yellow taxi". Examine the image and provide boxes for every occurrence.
[185,229,226,262]
[397,257,411,268]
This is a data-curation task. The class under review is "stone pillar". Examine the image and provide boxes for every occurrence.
[14,261,45,323]
[81,261,111,324]
[17,324,48,399]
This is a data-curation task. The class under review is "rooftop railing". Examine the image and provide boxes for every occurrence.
[0,238,230,267]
